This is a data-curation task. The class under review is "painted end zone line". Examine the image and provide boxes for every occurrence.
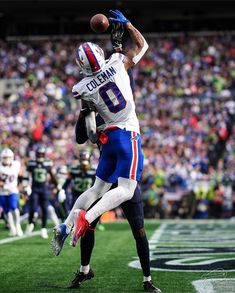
[0,230,42,245]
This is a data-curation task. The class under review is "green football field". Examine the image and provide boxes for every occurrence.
[0,219,235,293]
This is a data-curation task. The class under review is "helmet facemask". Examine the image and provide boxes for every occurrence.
[79,150,91,171]
[0,148,14,166]
[36,147,46,162]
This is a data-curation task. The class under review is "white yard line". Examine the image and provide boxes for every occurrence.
[150,223,167,242]
[0,231,42,245]
[148,223,167,249]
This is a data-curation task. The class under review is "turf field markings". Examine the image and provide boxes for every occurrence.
[192,278,235,293]
[0,230,41,245]
[128,223,167,270]
[148,223,167,249]
[129,220,235,272]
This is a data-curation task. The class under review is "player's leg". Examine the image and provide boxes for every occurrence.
[71,177,137,246]
[9,193,23,236]
[77,130,143,228]
[3,195,16,236]
[39,190,49,239]
[51,177,111,256]
[72,129,143,245]
[47,204,60,226]
[80,201,100,270]
[0,195,4,218]
[0,196,8,231]
[65,177,112,231]
[57,192,69,222]
[68,213,100,288]
[121,186,150,276]
[85,177,137,223]
[26,189,38,234]
[7,212,16,236]
[121,186,161,293]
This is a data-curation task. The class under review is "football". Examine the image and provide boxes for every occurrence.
[90,13,109,33]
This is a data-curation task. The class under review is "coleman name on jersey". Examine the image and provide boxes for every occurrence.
[86,66,116,91]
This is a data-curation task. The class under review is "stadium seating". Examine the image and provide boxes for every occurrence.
[0,34,234,219]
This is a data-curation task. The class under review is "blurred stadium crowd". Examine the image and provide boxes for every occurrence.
[0,32,235,222]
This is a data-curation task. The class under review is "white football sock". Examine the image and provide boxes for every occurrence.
[80,265,90,274]
[48,205,60,226]
[14,209,23,236]
[143,276,152,282]
[13,208,21,227]
[7,211,16,236]
[85,178,137,224]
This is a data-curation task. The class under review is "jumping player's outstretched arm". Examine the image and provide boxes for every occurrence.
[111,22,136,100]
[109,9,149,70]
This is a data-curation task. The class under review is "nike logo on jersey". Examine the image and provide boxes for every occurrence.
[86,66,116,91]
[131,135,139,141]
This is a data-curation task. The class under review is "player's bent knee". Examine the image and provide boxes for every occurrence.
[118,177,137,200]
[132,227,146,239]
[93,177,112,196]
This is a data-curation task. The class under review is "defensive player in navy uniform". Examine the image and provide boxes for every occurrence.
[52,14,161,292]
[69,120,161,292]
[26,146,57,239]
[64,150,96,208]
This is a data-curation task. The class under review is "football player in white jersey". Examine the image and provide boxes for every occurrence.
[52,9,149,254]
[0,148,23,236]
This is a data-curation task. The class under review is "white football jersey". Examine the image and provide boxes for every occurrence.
[72,53,140,133]
[0,160,21,195]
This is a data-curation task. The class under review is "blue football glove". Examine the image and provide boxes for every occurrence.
[109,9,130,24]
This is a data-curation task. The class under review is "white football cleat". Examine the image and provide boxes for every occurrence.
[41,228,48,239]
[51,223,69,256]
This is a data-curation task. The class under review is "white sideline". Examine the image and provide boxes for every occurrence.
[0,231,42,245]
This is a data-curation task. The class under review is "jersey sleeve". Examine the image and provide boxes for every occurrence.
[110,52,125,63]
[72,84,82,99]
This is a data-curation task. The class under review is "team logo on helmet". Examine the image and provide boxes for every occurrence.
[76,42,105,76]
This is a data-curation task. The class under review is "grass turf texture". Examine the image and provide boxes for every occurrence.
[0,220,235,292]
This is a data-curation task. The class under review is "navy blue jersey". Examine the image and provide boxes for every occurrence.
[26,160,53,188]
[67,166,96,196]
